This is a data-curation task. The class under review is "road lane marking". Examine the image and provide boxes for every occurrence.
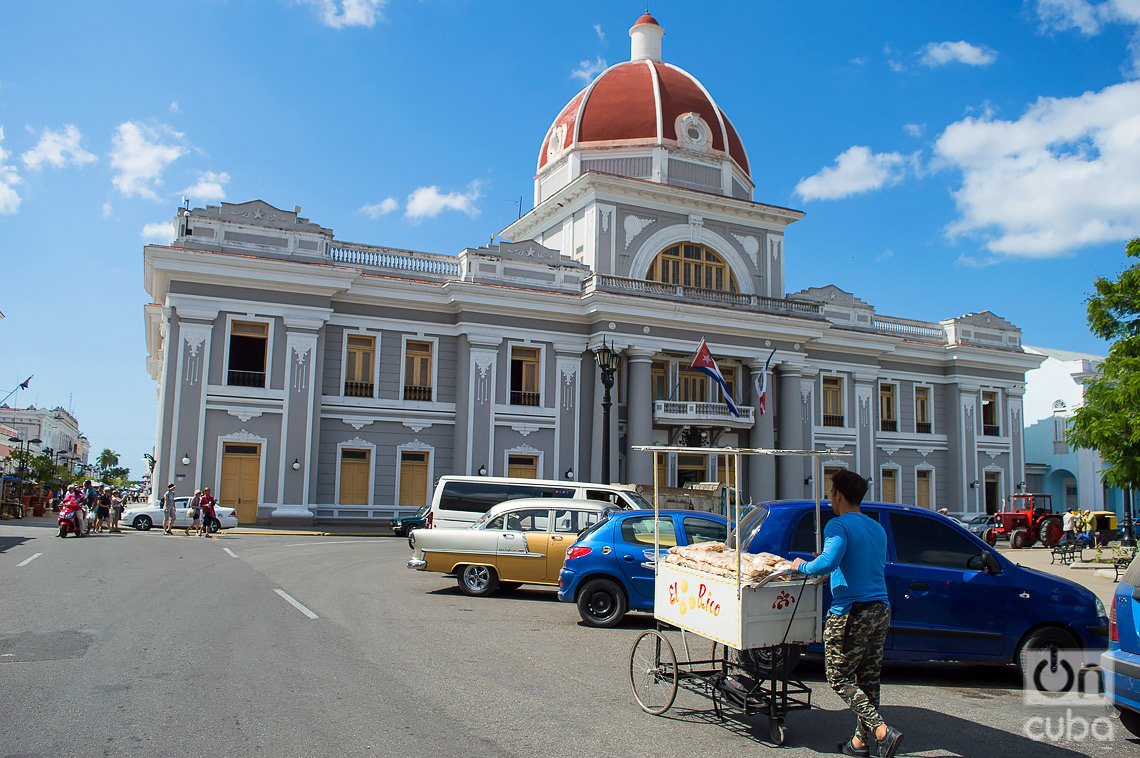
[17,553,42,567]
[280,538,360,544]
[222,547,238,558]
[274,589,319,620]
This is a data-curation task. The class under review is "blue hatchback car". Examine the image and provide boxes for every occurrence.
[1103,554,1140,738]
[558,509,728,627]
[562,500,1110,672]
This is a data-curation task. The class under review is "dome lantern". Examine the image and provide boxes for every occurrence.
[629,12,664,62]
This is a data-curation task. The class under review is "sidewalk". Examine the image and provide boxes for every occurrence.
[997,545,1120,605]
[0,513,393,538]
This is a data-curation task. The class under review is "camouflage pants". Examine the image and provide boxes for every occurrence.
[824,602,892,742]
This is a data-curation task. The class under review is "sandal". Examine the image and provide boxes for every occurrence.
[839,738,869,757]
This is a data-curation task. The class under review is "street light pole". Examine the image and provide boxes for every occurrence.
[7,436,42,480]
[594,338,619,485]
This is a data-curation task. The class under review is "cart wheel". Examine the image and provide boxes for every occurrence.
[768,717,786,746]
[629,629,678,715]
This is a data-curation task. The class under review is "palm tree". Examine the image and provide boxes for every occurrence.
[97,448,119,471]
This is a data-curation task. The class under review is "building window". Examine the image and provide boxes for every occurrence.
[679,371,708,403]
[403,340,433,401]
[879,383,897,432]
[916,468,932,509]
[723,366,737,405]
[398,450,430,506]
[648,244,739,293]
[915,386,932,434]
[880,467,898,504]
[1053,412,1069,454]
[652,361,668,400]
[822,376,843,427]
[510,346,541,406]
[338,448,371,505]
[981,391,1000,436]
[227,320,268,387]
[344,334,376,398]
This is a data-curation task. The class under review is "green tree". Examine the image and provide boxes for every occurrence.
[97,448,119,471]
[100,466,131,485]
[1067,238,1140,545]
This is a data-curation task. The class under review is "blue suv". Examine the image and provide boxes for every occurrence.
[1103,553,1140,737]
[558,509,727,627]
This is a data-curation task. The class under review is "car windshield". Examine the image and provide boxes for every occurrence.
[621,490,652,510]
[725,504,771,550]
[967,515,991,525]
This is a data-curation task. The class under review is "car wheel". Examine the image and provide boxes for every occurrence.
[134,515,152,531]
[1016,626,1079,680]
[209,519,219,533]
[1119,708,1140,739]
[1010,528,1029,549]
[577,578,628,628]
[982,528,997,547]
[456,564,499,596]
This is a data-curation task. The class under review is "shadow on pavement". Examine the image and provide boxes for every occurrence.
[0,536,31,554]
[794,658,1023,692]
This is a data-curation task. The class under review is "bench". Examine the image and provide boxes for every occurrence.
[1051,543,1082,565]
[1114,554,1136,582]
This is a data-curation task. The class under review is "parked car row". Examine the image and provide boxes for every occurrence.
[120,496,238,532]
[406,484,1112,678]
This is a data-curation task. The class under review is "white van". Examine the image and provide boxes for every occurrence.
[426,475,650,529]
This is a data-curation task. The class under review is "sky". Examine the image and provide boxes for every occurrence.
[2,0,1139,478]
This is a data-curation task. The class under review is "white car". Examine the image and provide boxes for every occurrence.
[121,496,239,532]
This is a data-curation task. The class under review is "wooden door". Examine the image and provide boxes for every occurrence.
[220,443,260,523]
[506,454,538,479]
[399,451,429,507]
[339,449,371,505]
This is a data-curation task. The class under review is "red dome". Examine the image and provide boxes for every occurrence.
[538,59,750,178]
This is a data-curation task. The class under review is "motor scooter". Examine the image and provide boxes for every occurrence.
[58,503,89,537]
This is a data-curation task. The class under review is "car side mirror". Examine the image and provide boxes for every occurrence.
[967,551,1001,575]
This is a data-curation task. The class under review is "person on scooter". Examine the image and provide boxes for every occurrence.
[61,485,88,535]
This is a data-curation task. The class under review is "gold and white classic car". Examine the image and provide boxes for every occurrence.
[406,498,617,596]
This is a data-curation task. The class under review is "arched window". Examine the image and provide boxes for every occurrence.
[647,244,739,293]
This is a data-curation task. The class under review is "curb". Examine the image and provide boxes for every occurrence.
[224,529,394,537]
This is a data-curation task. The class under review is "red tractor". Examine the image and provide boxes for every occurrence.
[983,493,1063,549]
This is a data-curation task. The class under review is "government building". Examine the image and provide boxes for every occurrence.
[143,14,1041,525]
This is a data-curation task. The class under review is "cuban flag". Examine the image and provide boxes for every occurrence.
[753,350,775,416]
[690,339,739,417]
[18,376,31,390]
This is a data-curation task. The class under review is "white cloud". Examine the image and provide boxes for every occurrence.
[360,197,399,218]
[875,249,896,263]
[1036,1,1140,73]
[920,41,997,67]
[404,181,482,221]
[181,170,229,203]
[571,56,607,83]
[955,253,1003,268]
[0,127,21,215]
[306,0,385,28]
[140,220,176,244]
[935,79,1140,256]
[594,23,606,43]
[169,101,181,114]
[904,122,926,138]
[102,202,113,218]
[110,121,186,200]
[849,56,867,66]
[794,146,910,201]
[21,124,97,170]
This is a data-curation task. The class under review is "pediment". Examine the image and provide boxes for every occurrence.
[790,285,873,310]
[953,311,1016,330]
[190,200,332,235]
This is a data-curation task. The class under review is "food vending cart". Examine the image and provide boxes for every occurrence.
[627,445,850,746]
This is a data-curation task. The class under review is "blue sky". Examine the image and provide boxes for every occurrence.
[2,0,1139,477]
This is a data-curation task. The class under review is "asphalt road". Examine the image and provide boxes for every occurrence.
[2,520,1137,758]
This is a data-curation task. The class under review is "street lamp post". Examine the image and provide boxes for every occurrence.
[7,436,43,480]
[594,338,619,485]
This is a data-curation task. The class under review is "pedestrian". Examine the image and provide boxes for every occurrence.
[161,484,177,534]
[94,486,111,533]
[791,470,903,758]
[198,487,216,538]
[109,489,123,532]
[1062,508,1076,545]
[185,489,202,536]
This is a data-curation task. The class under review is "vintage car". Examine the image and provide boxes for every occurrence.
[406,498,614,596]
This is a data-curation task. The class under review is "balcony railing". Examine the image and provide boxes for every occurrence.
[404,385,433,402]
[227,370,266,388]
[585,274,823,318]
[872,317,948,343]
[982,424,1000,436]
[916,421,932,434]
[822,414,845,428]
[653,401,754,425]
[328,242,460,277]
[344,381,374,398]
[880,420,898,432]
[510,390,541,407]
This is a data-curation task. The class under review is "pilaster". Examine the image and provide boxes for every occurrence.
[748,357,776,502]
[272,322,322,525]
[625,348,655,484]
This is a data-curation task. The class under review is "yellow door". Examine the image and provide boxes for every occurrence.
[339,449,371,505]
[507,454,538,479]
[220,443,260,523]
[494,507,551,583]
[399,451,429,506]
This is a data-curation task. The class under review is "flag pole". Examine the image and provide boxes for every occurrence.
[0,376,32,407]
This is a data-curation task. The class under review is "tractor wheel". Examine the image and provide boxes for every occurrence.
[982,528,997,547]
[1038,518,1063,548]
[1010,528,1030,549]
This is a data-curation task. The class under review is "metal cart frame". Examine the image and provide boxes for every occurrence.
[626,445,851,746]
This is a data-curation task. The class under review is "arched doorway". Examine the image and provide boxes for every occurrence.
[648,244,739,293]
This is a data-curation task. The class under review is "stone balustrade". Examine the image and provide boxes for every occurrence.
[654,400,755,425]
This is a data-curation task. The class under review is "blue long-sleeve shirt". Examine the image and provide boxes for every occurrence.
[797,512,889,615]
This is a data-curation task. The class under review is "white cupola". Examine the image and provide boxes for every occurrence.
[629,12,664,61]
